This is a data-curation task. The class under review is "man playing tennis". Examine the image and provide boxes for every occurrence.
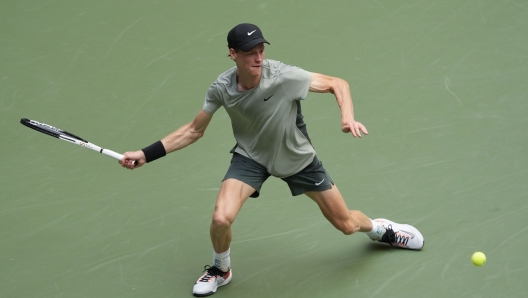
[120,23,424,297]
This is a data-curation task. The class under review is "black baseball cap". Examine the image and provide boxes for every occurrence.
[227,23,270,51]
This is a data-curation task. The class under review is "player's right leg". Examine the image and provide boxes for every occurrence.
[194,151,271,297]
[193,178,255,297]
[210,178,255,255]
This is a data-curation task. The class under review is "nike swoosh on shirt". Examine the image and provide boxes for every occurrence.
[247,30,256,36]
[315,179,325,186]
[263,94,274,101]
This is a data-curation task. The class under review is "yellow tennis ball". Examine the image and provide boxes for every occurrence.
[472,252,486,266]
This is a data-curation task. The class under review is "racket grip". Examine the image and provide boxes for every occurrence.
[102,149,138,166]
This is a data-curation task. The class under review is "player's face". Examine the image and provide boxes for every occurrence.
[232,43,265,76]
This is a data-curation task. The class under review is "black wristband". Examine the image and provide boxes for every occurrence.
[141,140,166,163]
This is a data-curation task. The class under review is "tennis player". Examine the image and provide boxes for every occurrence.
[120,23,424,297]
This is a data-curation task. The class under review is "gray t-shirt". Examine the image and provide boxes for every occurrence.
[203,59,314,178]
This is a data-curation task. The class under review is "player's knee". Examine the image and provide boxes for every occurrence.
[211,213,233,230]
[339,225,357,235]
[335,219,360,235]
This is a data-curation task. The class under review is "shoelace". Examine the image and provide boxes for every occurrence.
[380,225,411,247]
[198,265,226,282]
[380,224,396,246]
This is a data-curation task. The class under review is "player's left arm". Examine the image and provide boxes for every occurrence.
[309,72,368,138]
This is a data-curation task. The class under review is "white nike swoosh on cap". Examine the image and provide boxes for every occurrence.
[247,30,256,36]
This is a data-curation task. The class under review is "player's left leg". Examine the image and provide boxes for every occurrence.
[305,184,372,234]
[305,185,424,250]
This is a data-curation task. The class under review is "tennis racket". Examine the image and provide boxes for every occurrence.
[20,118,135,165]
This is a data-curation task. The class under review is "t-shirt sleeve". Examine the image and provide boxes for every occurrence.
[202,84,222,115]
[279,64,312,101]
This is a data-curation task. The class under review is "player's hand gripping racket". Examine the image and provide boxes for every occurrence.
[20,118,136,165]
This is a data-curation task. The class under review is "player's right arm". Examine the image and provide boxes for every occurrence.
[162,109,212,153]
[120,109,213,169]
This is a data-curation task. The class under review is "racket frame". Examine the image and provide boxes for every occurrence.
[21,118,126,162]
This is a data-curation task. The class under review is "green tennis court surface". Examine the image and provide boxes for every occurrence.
[2,1,527,297]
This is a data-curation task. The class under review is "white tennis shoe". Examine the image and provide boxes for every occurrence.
[193,265,232,297]
[369,218,424,250]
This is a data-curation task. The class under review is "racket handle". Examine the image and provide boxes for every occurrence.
[101,149,138,166]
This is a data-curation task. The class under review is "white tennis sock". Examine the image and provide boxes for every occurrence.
[212,248,231,272]
[365,219,383,240]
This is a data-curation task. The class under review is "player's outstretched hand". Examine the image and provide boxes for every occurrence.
[342,120,368,138]
[119,150,146,169]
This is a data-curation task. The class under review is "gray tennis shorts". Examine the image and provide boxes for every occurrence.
[223,153,334,198]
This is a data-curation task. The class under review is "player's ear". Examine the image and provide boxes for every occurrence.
[228,48,237,61]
